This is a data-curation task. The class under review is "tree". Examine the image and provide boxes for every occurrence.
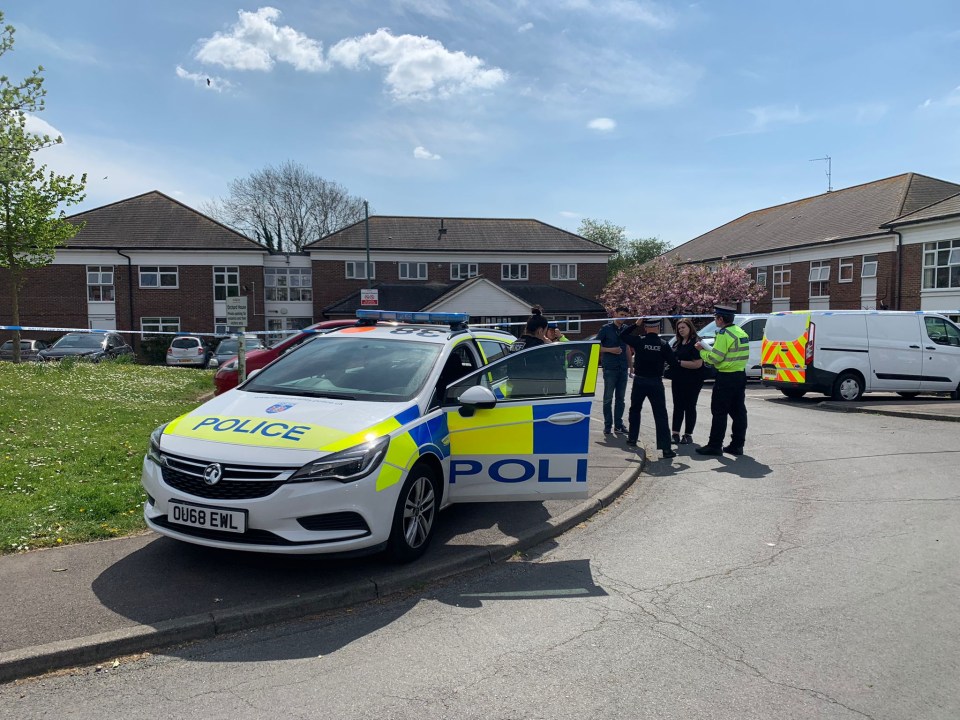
[0,14,87,362]
[600,256,767,319]
[577,218,672,279]
[203,161,367,253]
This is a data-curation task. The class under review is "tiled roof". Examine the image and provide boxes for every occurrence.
[886,190,960,227]
[508,284,605,313]
[306,216,614,254]
[64,191,264,251]
[666,173,960,262]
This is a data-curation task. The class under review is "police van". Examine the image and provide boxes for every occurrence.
[142,310,601,561]
[761,310,960,400]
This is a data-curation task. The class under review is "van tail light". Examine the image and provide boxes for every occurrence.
[805,323,815,365]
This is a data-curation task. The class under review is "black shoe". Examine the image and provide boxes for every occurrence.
[680,434,693,445]
[671,433,680,445]
[723,445,744,456]
[603,427,612,436]
[662,449,677,459]
[696,446,723,456]
[625,439,637,446]
[615,425,628,434]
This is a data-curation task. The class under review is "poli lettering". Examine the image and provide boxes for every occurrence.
[192,417,311,442]
[449,458,587,484]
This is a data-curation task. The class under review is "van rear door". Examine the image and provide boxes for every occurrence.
[761,312,809,384]
[919,315,960,393]
[865,315,922,392]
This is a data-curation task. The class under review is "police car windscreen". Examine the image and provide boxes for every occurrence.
[764,314,809,342]
[242,337,443,402]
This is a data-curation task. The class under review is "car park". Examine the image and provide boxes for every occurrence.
[698,314,767,378]
[761,310,960,400]
[143,310,601,561]
[212,319,357,395]
[166,336,213,368]
[208,335,266,369]
[0,338,50,361]
[37,332,134,361]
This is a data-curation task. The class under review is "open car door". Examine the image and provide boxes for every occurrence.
[441,341,600,502]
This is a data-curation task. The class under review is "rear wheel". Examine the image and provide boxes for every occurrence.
[832,372,864,401]
[567,350,587,368]
[388,462,440,563]
[896,392,920,398]
[780,388,806,399]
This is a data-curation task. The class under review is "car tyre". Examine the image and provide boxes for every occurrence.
[567,350,587,369]
[832,371,864,401]
[780,388,806,399]
[388,462,440,563]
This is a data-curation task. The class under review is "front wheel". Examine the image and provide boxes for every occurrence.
[388,462,440,563]
[832,372,864,401]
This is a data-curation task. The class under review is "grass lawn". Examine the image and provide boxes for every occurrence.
[0,360,212,554]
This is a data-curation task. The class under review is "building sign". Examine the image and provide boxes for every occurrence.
[225,296,248,327]
[360,289,379,307]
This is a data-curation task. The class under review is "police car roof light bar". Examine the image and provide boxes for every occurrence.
[356,310,470,329]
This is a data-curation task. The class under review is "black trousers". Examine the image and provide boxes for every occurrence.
[707,371,748,449]
[628,376,671,450]
[671,374,704,435]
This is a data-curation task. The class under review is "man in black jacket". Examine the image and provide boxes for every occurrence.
[620,317,680,460]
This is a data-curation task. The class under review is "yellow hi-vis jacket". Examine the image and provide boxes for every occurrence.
[700,325,749,372]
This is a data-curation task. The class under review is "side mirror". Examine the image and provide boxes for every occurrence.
[457,385,497,417]
[207,358,220,368]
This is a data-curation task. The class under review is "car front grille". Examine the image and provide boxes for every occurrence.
[160,452,297,500]
[297,512,370,533]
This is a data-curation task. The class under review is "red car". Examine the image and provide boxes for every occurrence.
[212,320,356,395]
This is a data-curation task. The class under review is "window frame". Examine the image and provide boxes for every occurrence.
[450,263,479,280]
[140,316,180,334]
[861,254,878,278]
[922,240,960,290]
[265,267,313,301]
[839,257,854,283]
[139,266,179,289]
[345,261,376,280]
[501,263,529,281]
[755,267,768,287]
[546,315,581,333]
[808,260,830,298]
[550,263,577,281]
[86,265,115,302]
[772,264,791,300]
[398,262,428,281]
[213,266,241,301]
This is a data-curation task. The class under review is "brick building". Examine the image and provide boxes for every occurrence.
[1,192,613,351]
[666,173,960,322]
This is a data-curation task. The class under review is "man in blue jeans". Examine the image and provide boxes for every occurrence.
[595,306,631,435]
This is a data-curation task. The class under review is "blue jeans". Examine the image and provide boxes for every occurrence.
[602,365,628,430]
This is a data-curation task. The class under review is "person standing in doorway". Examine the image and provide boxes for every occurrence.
[595,306,631,436]
[694,305,749,456]
[620,317,679,460]
[668,317,706,445]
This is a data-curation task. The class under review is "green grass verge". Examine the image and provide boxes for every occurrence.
[0,360,212,554]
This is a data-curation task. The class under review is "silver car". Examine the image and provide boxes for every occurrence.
[166,336,213,368]
[208,335,266,368]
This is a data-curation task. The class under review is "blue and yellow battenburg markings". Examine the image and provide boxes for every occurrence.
[446,400,591,456]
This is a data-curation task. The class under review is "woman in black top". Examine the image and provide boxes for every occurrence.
[511,308,549,351]
[669,317,706,445]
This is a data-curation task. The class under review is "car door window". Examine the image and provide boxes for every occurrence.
[924,317,960,347]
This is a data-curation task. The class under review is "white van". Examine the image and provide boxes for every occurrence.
[698,314,768,379]
[761,310,960,400]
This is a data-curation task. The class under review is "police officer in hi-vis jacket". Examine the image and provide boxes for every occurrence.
[695,305,750,456]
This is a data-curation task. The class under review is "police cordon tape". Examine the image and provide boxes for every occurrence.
[3,309,959,338]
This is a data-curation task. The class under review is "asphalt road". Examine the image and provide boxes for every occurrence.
[3,386,959,719]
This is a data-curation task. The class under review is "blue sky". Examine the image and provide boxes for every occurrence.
[8,1,960,246]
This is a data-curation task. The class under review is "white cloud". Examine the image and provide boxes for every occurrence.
[195,7,328,72]
[175,66,234,92]
[328,28,507,100]
[390,0,453,19]
[15,23,102,65]
[24,114,63,139]
[413,145,442,160]
[747,104,810,132]
[518,22,534,33]
[919,86,960,109]
[559,210,581,218]
[558,0,674,29]
[587,117,616,131]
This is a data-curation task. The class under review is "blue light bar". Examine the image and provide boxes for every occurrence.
[356,310,470,325]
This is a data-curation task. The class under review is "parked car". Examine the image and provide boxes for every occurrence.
[213,320,357,395]
[208,335,266,369]
[166,336,213,368]
[697,314,767,379]
[0,338,51,361]
[37,332,134,361]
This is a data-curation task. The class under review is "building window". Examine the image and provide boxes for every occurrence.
[345,261,375,280]
[839,257,854,283]
[139,266,178,288]
[399,262,428,280]
[265,267,313,301]
[501,263,528,280]
[547,315,581,333]
[550,263,577,280]
[861,255,878,278]
[87,265,115,302]
[755,268,767,287]
[141,316,180,334]
[772,265,791,300]
[450,263,479,280]
[809,260,830,298]
[213,266,240,300]
[922,240,960,289]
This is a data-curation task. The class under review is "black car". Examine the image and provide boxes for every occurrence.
[0,338,51,362]
[37,332,134,362]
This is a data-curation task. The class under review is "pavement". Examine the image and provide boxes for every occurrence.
[1,390,956,684]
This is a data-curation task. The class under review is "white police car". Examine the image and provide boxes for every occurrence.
[142,311,601,561]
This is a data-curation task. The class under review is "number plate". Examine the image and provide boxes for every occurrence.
[168,501,247,533]
[762,367,777,380]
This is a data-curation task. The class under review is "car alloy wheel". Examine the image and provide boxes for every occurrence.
[389,463,439,562]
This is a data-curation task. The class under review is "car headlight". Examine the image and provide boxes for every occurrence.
[289,436,390,484]
[221,359,238,371]
[147,423,169,465]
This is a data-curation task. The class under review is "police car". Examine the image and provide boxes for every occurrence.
[142,310,601,561]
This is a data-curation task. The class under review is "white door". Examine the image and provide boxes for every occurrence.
[442,342,599,502]
[865,315,922,392]
[920,316,960,393]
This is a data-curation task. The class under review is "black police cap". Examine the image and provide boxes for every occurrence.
[713,305,736,318]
